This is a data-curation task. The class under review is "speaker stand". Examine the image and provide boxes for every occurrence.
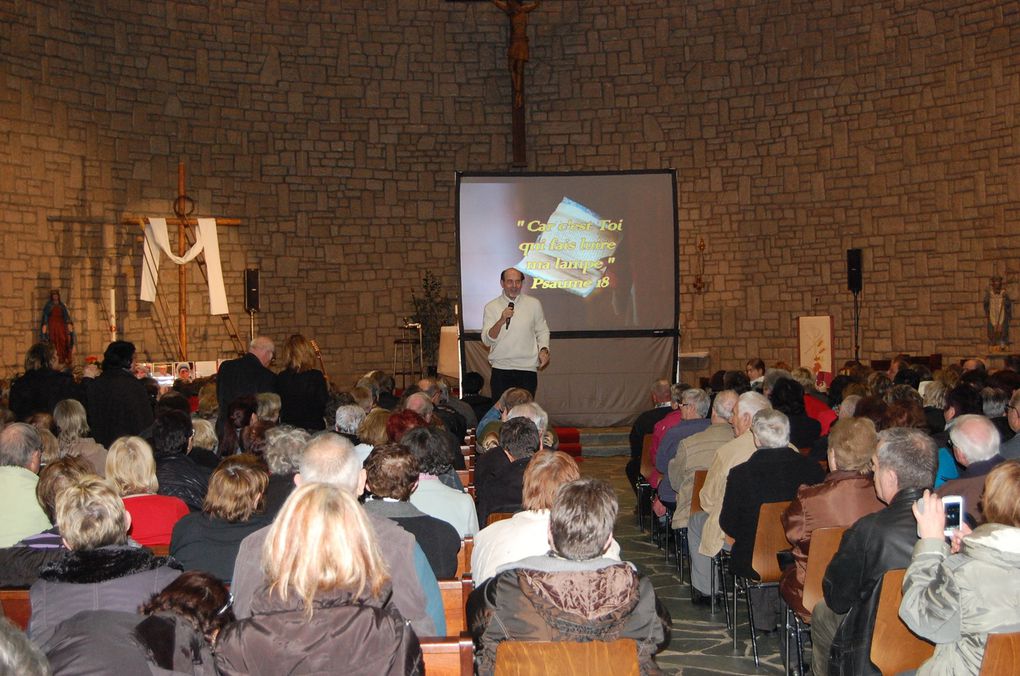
[851,290,861,362]
[248,310,256,344]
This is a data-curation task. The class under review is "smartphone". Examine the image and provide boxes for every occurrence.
[942,496,964,537]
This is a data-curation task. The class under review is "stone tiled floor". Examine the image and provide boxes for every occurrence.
[580,456,788,675]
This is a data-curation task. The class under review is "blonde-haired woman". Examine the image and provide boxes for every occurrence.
[274,333,328,431]
[215,482,422,675]
[53,399,108,476]
[106,436,189,547]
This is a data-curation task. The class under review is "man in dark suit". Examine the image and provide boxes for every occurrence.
[216,336,276,433]
[720,408,825,629]
[625,378,674,494]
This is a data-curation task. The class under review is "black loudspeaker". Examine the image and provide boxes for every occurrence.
[244,268,261,313]
[847,249,863,293]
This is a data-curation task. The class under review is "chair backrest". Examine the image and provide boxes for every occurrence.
[980,632,1020,675]
[148,543,171,557]
[438,577,473,636]
[750,501,792,583]
[690,469,708,515]
[494,639,639,676]
[421,635,474,676]
[456,468,474,488]
[486,511,515,527]
[639,434,655,480]
[0,589,31,631]
[870,568,935,676]
[801,527,846,618]
[455,537,474,578]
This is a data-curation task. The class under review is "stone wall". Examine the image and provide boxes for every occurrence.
[1,0,1018,388]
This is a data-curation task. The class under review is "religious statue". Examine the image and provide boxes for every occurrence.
[983,275,1012,350]
[40,290,75,366]
[491,0,540,108]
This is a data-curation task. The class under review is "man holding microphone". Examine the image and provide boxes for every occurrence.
[482,268,550,401]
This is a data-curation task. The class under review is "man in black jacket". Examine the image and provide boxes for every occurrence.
[719,409,824,629]
[474,417,540,525]
[216,336,276,432]
[811,427,936,676]
[625,378,673,494]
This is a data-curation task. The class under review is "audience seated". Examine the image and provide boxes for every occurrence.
[654,388,712,510]
[231,433,442,637]
[768,377,822,450]
[18,456,94,550]
[472,450,621,583]
[261,425,308,518]
[936,384,983,486]
[104,436,189,547]
[476,387,532,450]
[219,395,258,457]
[626,378,673,492]
[667,390,737,530]
[152,410,211,511]
[170,454,271,582]
[364,443,461,579]
[900,461,1020,675]
[0,423,51,547]
[29,476,181,645]
[334,404,371,463]
[936,414,1004,524]
[780,418,884,621]
[358,407,391,447]
[216,482,423,675]
[188,417,221,469]
[419,377,468,442]
[720,409,825,630]
[404,392,466,471]
[475,417,540,526]
[52,399,106,477]
[468,477,671,675]
[811,427,936,676]
[43,571,233,675]
[404,426,477,537]
[460,371,494,425]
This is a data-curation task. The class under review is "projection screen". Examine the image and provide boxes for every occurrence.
[457,170,679,428]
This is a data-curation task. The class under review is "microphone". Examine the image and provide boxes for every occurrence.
[505,302,514,329]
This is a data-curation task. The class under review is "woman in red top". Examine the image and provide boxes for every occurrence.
[105,436,189,546]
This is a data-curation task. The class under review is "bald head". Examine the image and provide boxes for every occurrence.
[297,433,362,494]
[249,336,275,368]
[711,390,739,423]
[650,379,671,405]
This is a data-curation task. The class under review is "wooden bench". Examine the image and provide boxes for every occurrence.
[421,635,474,676]
[455,537,474,578]
[438,577,473,636]
[0,589,31,631]
[494,639,638,675]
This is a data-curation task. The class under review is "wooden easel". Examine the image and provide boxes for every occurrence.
[125,162,243,360]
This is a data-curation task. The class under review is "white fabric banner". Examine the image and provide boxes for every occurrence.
[140,217,229,315]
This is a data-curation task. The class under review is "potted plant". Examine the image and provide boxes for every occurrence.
[409,271,456,376]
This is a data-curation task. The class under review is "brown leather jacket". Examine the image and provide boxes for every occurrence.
[467,556,670,676]
[780,471,883,620]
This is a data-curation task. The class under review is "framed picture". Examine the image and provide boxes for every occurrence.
[798,315,834,383]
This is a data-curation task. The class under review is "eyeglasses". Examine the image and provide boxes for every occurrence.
[1008,405,1019,415]
[217,591,234,616]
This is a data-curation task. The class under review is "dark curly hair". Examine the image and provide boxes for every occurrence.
[400,426,454,476]
[140,571,234,643]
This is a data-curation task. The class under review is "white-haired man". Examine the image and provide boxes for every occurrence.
[231,433,443,637]
[936,414,1004,523]
[686,391,774,601]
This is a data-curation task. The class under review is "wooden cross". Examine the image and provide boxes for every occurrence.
[491,0,540,166]
[124,162,241,360]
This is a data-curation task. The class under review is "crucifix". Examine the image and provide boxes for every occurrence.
[491,0,540,167]
[125,162,241,360]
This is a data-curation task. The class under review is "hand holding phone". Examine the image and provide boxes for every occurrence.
[912,490,946,539]
[942,496,964,537]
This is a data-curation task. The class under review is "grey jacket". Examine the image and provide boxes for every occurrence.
[899,523,1020,676]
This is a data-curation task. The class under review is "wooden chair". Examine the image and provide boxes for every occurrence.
[421,635,474,676]
[455,537,474,578]
[456,468,474,488]
[980,632,1020,675]
[675,469,709,584]
[486,511,515,527]
[438,578,473,636]
[635,434,654,529]
[148,543,171,557]
[870,568,935,676]
[494,639,639,676]
[731,501,792,666]
[785,526,846,676]
[0,589,31,631]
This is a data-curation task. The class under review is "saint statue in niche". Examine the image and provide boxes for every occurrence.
[984,275,1012,351]
[40,290,75,366]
